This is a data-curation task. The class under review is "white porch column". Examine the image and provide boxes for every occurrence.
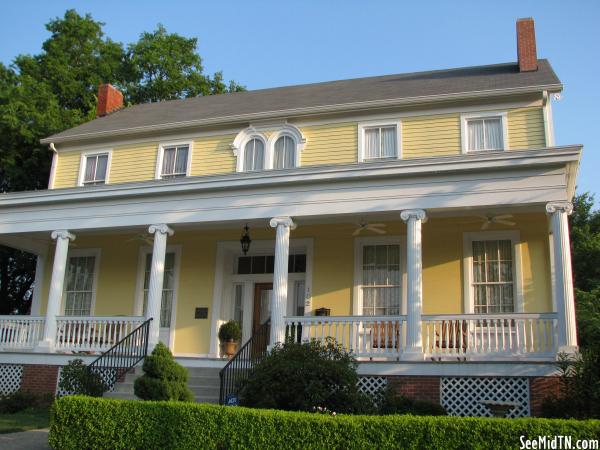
[400,209,427,359]
[546,202,578,353]
[37,230,75,351]
[269,216,296,347]
[146,224,174,350]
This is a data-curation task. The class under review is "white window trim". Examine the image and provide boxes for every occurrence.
[353,235,407,316]
[77,150,112,187]
[61,248,101,316]
[462,230,524,314]
[460,111,509,154]
[155,141,193,180]
[357,120,402,163]
[266,126,306,170]
[134,244,182,351]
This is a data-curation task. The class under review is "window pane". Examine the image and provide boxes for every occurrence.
[95,155,108,181]
[162,148,176,175]
[84,156,97,182]
[64,256,95,316]
[233,284,243,333]
[244,138,264,171]
[484,118,503,149]
[364,128,380,159]
[237,256,251,274]
[294,280,305,316]
[361,244,401,315]
[471,239,514,314]
[381,127,397,157]
[468,120,485,150]
[174,147,188,174]
[274,136,295,169]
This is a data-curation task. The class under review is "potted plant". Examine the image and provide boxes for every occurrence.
[219,320,242,358]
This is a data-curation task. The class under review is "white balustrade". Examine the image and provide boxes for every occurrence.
[284,315,407,359]
[0,316,45,349]
[422,313,558,357]
[55,316,145,353]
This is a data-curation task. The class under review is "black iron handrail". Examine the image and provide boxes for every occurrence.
[219,319,270,405]
[87,318,152,392]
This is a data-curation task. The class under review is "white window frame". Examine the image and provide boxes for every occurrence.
[134,244,182,351]
[155,141,193,180]
[78,150,112,187]
[61,248,101,316]
[353,235,407,316]
[237,134,268,172]
[460,112,509,153]
[266,127,306,170]
[462,230,524,314]
[357,120,402,163]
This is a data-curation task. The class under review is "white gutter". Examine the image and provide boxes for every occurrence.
[40,83,563,145]
[47,143,58,189]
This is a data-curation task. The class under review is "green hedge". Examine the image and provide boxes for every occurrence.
[50,396,600,450]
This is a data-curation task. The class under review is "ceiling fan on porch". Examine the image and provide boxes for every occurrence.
[478,214,516,230]
[125,233,154,245]
[352,222,387,236]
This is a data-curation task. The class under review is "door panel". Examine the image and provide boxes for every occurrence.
[253,283,273,333]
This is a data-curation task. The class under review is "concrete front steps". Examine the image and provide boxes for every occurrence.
[104,366,221,404]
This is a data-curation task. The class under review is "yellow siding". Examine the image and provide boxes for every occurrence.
[508,107,546,149]
[36,214,552,355]
[402,114,461,158]
[191,134,236,176]
[53,152,80,188]
[301,122,357,166]
[110,142,158,183]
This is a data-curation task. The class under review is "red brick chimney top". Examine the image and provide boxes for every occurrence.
[96,84,123,117]
[517,18,538,72]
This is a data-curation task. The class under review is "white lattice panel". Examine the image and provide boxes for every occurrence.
[357,376,387,398]
[441,377,530,418]
[0,364,23,396]
[56,366,118,397]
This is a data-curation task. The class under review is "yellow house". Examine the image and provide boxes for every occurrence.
[0,19,582,416]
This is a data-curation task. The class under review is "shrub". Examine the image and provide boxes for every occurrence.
[218,320,241,342]
[377,387,446,416]
[239,338,374,414]
[58,359,107,397]
[134,342,194,401]
[0,391,54,414]
[50,396,600,450]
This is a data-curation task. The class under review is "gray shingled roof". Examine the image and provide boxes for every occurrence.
[43,59,561,143]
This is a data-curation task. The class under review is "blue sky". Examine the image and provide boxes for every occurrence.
[1,1,598,200]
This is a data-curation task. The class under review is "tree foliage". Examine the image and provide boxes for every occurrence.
[0,9,244,313]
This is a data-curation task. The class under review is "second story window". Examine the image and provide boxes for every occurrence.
[81,153,109,186]
[358,121,401,162]
[160,144,189,178]
[273,135,296,169]
[462,112,507,152]
[244,138,265,171]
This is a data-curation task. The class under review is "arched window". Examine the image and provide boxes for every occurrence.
[244,138,264,171]
[273,135,296,169]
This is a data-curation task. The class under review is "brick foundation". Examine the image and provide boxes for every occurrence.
[20,364,59,396]
[387,375,441,404]
[529,376,562,417]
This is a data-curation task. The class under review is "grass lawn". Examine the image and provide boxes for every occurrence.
[0,408,50,434]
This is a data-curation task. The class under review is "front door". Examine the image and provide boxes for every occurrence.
[253,283,273,333]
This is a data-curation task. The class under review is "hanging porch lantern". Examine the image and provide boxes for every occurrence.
[240,224,251,255]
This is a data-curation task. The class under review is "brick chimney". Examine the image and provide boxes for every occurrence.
[96,84,123,117]
[516,18,538,72]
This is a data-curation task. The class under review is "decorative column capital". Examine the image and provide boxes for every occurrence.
[269,216,297,230]
[148,224,174,236]
[51,230,75,242]
[546,202,573,215]
[400,209,427,223]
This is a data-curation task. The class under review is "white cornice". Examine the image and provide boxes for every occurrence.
[40,84,563,145]
[0,146,581,209]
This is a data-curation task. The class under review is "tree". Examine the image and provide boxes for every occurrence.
[0,9,244,314]
[124,24,244,104]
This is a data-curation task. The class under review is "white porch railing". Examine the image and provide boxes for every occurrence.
[55,316,146,353]
[284,315,407,359]
[0,316,45,349]
[422,313,558,357]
